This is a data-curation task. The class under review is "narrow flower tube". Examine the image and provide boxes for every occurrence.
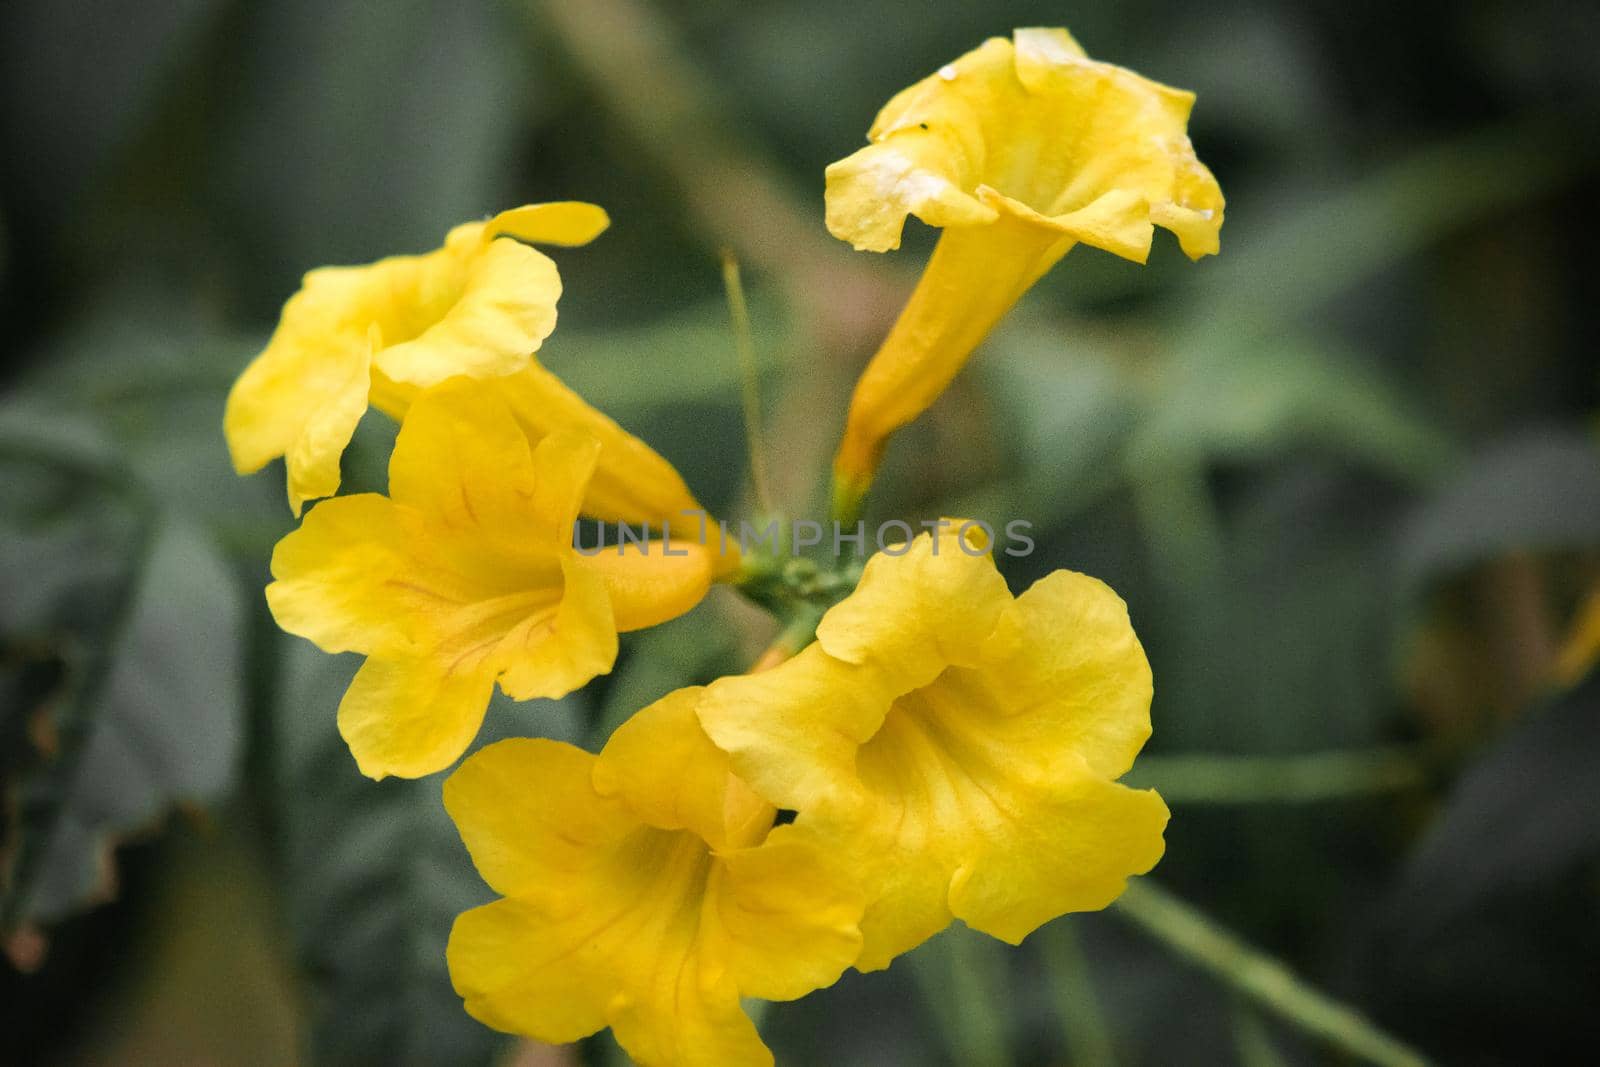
[697,524,1168,969]
[491,363,706,530]
[265,378,722,779]
[445,689,865,1066]
[224,202,609,514]
[825,28,1225,513]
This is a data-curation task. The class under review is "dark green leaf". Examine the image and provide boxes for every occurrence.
[1397,430,1600,589]
[594,604,743,745]
[0,0,223,219]
[273,639,585,1066]
[1131,336,1453,485]
[0,423,244,929]
[214,0,537,291]
[1388,669,1600,929]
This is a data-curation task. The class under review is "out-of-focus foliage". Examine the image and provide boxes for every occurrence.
[273,641,585,1065]
[1,0,1597,1064]
[0,407,244,929]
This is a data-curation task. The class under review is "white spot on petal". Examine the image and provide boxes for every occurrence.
[938,64,958,81]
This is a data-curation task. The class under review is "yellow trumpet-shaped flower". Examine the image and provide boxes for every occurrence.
[698,524,1168,970]
[224,202,612,514]
[266,378,721,779]
[826,28,1224,511]
[446,688,865,1067]
[489,362,705,528]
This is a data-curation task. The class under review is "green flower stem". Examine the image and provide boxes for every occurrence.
[731,531,864,664]
[720,250,775,515]
[909,927,1011,1067]
[750,601,827,671]
[1112,881,1431,1067]
[1126,747,1427,804]
[1038,921,1116,1067]
[1232,999,1292,1067]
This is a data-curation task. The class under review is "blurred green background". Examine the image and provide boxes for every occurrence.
[2,0,1598,1064]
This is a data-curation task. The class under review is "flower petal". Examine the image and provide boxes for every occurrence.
[486,201,611,247]
[337,654,498,780]
[574,539,720,633]
[265,493,418,658]
[843,656,1164,964]
[707,823,865,1001]
[979,570,1153,780]
[492,554,618,702]
[224,305,373,515]
[828,29,1223,259]
[947,765,1168,944]
[697,645,893,814]
[816,524,1011,688]
[445,739,782,1067]
[444,738,635,899]
[449,896,613,1044]
[593,687,772,851]
[386,378,604,554]
[823,134,995,252]
[607,973,773,1067]
[497,364,706,525]
[371,237,562,389]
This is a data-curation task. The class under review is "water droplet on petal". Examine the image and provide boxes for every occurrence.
[938,64,958,81]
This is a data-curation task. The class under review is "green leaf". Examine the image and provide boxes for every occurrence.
[594,604,743,745]
[1388,669,1600,929]
[1397,430,1600,590]
[544,292,790,412]
[0,420,245,930]
[214,0,537,288]
[1130,336,1453,485]
[14,284,288,558]
[272,639,586,1066]
[0,0,224,218]
[1177,123,1582,343]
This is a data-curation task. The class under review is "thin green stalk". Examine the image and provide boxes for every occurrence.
[909,927,1011,1067]
[721,250,774,515]
[1232,1000,1291,1067]
[1113,881,1430,1067]
[1127,746,1427,804]
[1038,921,1116,1067]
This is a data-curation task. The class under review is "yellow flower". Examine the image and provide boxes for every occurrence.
[489,362,705,528]
[825,28,1225,511]
[225,202,613,514]
[266,378,722,779]
[698,524,1168,969]
[445,688,864,1067]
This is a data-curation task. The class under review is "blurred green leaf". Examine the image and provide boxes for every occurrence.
[1388,668,1600,931]
[594,602,743,745]
[546,292,790,412]
[1179,123,1585,342]
[215,0,536,293]
[15,283,287,557]
[1131,336,1454,485]
[0,412,244,930]
[0,0,222,219]
[907,924,1013,1067]
[1397,429,1600,590]
[1038,919,1116,1067]
[959,322,1449,569]
[272,639,585,1066]
[1160,466,1413,753]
